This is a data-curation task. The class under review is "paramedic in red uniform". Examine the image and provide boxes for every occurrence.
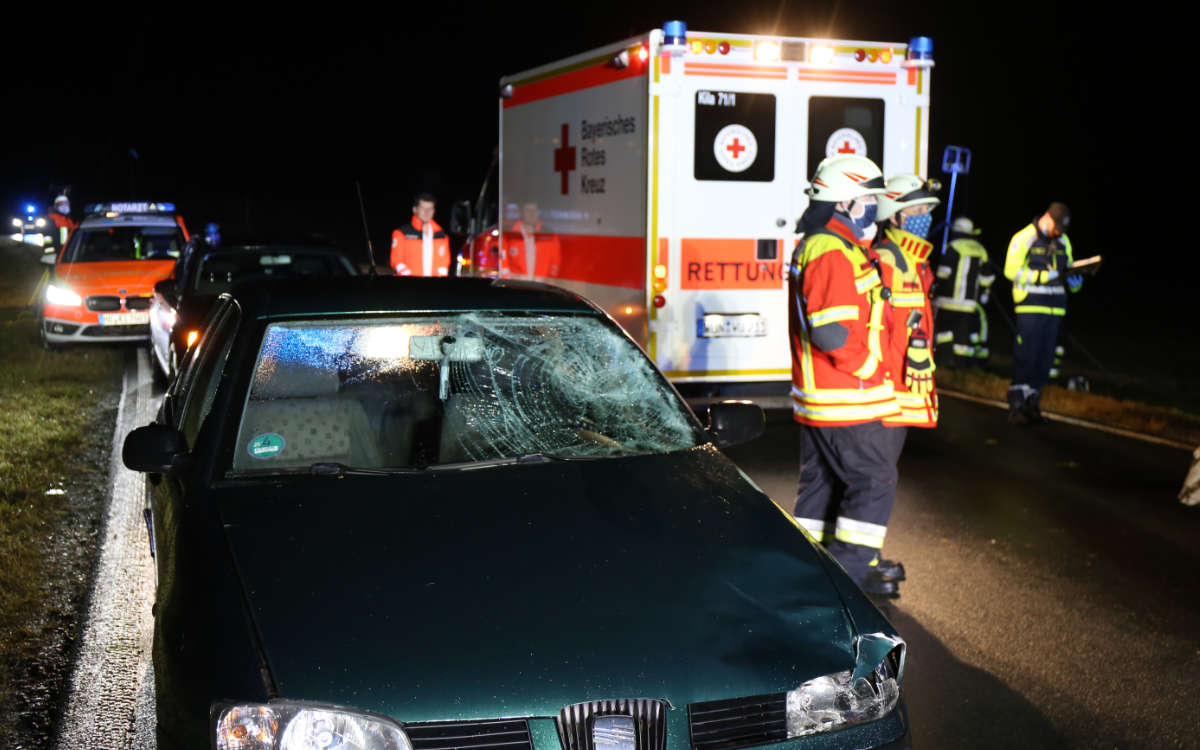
[391,193,451,276]
[502,202,561,279]
[870,172,942,592]
[788,154,902,598]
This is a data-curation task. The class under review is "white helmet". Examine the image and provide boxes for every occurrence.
[876,173,940,222]
[806,155,887,203]
[53,194,70,213]
[951,216,981,235]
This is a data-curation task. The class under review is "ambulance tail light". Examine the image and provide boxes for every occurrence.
[653,295,666,309]
[810,43,836,65]
[753,40,781,62]
[902,36,934,68]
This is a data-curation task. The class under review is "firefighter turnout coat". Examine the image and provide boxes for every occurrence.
[934,233,994,359]
[1004,222,1075,316]
[788,219,899,426]
[874,226,938,428]
[391,217,451,277]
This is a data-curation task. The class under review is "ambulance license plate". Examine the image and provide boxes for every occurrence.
[698,313,766,338]
[98,312,149,326]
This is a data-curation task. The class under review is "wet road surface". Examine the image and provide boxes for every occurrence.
[724,397,1200,748]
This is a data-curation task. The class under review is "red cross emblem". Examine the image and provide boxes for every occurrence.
[553,123,576,195]
[726,137,746,159]
[836,140,857,153]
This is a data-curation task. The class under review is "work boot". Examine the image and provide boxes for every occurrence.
[1007,389,1029,426]
[869,557,906,582]
[860,576,900,599]
[1025,390,1047,425]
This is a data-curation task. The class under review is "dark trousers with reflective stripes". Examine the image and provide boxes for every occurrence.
[1013,312,1061,393]
[935,307,986,364]
[794,420,898,586]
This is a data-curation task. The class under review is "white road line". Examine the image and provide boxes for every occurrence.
[56,348,158,750]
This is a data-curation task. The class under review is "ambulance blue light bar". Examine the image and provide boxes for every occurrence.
[903,36,934,68]
[662,20,687,56]
[85,201,176,214]
[26,204,37,215]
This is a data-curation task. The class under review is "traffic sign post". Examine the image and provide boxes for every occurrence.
[940,145,972,257]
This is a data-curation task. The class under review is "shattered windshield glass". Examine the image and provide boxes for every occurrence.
[231,313,704,471]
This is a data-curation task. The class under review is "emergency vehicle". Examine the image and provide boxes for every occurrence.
[39,201,189,347]
[466,21,934,391]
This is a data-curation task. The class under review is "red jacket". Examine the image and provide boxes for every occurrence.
[874,226,938,428]
[501,221,561,279]
[390,217,450,276]
[787,218,899,426]
[48,211,77,249]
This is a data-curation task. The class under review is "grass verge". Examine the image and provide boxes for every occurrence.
[0,243,123,742]
[936,366,1200,447]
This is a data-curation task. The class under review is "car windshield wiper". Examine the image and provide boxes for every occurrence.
[431,453,565,471]
[308,463,425,476]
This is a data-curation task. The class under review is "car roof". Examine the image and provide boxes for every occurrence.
[231,276,603,319]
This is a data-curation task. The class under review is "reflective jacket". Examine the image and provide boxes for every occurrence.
[788,218,898,426]
[501,221,562,279]
[1004,222,1075,315]
[391,217,451,277]
[934,234,994,312]
[875,227,938,428]
[48,211,77,250]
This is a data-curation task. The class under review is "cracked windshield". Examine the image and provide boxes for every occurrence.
[232,313,703,470]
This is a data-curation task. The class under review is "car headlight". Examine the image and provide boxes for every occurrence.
[785,635,903,738]
[11,217,21,228]
[45,283,82,307]
[35,217,46,228]
[214,702,413,750]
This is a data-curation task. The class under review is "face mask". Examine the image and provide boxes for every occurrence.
[839,199,878,239]
[56,203,69,215]
[902,212,932,239]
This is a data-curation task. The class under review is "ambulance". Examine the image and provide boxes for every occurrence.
[470,20,934,392]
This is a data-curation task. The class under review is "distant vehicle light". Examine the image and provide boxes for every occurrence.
[754,40,781,62]
[26,204,36,214]
[810,44,836,65]
[35,218,46,228]
[11,218,20,228]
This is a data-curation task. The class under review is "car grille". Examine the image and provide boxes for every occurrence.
[688,693,788,750]
[557,700,667,750]
[81,324,148,337]
[124,296,152,310]
[85,295,121,312]
[403,718,533,750]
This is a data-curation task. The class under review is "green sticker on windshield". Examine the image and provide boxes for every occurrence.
[248,433,286,459]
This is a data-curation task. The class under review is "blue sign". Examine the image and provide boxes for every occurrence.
[942,145,972,175]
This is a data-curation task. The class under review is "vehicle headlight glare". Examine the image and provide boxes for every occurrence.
[215,703,413,750]
[785,654,900,737]
[11,217,21,228]
[45,283,82,307]
[35,217,46,227]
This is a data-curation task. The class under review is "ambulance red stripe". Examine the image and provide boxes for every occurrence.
[504,59,646,109]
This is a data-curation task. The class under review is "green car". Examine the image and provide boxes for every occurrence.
[123,276,908,750]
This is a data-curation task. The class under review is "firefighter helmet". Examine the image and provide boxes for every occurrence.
[876,173,940,222]
[805,155,887,203]
[951,216,981,235]
[53,194,70,213]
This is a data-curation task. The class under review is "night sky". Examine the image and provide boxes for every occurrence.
[3,2,1171,332]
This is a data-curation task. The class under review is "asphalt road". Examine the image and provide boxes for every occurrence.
[56,350,1199,749]
[724,399,1200,749]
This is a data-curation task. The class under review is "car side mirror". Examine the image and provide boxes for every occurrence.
[123,423,190,473]
[706,401,765,449]
[449,200,473,235]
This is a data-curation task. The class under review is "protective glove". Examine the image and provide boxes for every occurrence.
[904,333,935,395]
[1067,273,1083,291]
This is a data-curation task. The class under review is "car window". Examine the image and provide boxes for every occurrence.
[193,252,352,294]
[175,303,240,444]
[230,313,703,472]
[63,225,184,263]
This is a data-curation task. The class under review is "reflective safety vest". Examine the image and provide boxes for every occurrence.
[934,235,994,313]
[48,211,77,250]
[391,217,451,276]
[875,227,938,428]
[1004,222,1075,316]
[501,221,562,279]
[788,220,899,426]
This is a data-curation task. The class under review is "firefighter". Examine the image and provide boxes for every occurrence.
[390,193,451,276]
[789,154,901,598]
[1004,202,1082,425]
[871,172,941,590]
[47,194,76,254]
[933,216,995,368]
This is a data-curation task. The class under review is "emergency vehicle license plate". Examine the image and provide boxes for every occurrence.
[698,313,766,338]
[98,312,149,326]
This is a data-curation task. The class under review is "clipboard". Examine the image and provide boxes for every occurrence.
[1066,255,1102,276]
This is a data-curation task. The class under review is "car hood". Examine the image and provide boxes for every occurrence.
[56,260,176,294]
[219,446,859,721]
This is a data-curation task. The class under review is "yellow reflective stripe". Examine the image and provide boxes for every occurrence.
[835,517,887,549]
[793,400,900,422]
[934,298,976,313]
[935,330,955,344]
[935,265,952,279]
[808,305,859,326]
[795,517,831,542]
[890,291,927,307]
[1015,305,1066,316]
[955,253,970,300]
[852,354,879,379]
[791,384,895,404]
[854,270,881,294]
